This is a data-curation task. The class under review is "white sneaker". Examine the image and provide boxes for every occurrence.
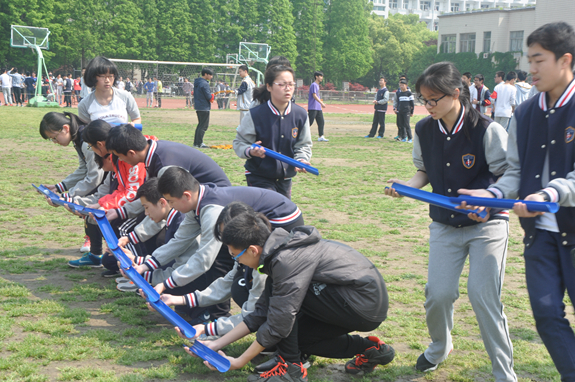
[115,277,131,284]
[318,136,329,142]
[116,281,139,292]
[80,235,91,253]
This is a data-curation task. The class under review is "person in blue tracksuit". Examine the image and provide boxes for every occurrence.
[193,68,214,148]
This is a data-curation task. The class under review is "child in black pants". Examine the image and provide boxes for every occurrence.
[394,80,414,142]
[183,212,394,381]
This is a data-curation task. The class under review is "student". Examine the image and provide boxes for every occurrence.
[144,78,154,107]
[78,56,141,125]
[365,76,388,139]
[236,66,255,122]
[39,112,106,265]
[1,68,13,105]
[470,74,491,115]
[182,78,194,109]
[462,71,473,100]
[493,71,517,130]
[154,77,162,108]
[132,167,304,321]
[514,70,532,106]
[385,62,516,381]
[24,72,36,103]
[183,211,393,381]
[56,74,63,105]
[308,71,328,142]
[249,56,293,109]
[394,79,414,143]
[458,22,575,380]
[73,75,81,103]
[8,68,25,107]
[62,74,72,107]
[490,71,505,119]
[79,68,91,102]
[233,65,312,199]
[193,68,214,148]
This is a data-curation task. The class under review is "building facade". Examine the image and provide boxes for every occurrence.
[436,0,575,71]
[370,0,535,31]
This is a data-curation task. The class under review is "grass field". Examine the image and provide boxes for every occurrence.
[0,107,571,382]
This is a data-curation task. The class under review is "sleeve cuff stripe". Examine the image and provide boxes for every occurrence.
[543,187,559,203]
[487,187,503,199]
[143,271,152,283]
[129,232,139,244]
[206,322,217,337]
[165,278,177,289]
[145,260,159,270]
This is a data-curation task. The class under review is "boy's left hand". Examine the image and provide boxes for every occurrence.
[513,193,545,218]
[295,160,311,173]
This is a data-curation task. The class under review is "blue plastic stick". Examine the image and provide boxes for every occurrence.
[187,341,231,373]
[449,196,559,213]
[110,123,143,131]
[388,183,488,219]
[250,144,319,176]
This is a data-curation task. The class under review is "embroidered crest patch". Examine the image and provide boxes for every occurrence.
[292,127,298,138]
[566,127,575,143]
[462,154,475,169]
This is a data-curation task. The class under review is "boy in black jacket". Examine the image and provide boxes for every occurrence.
[184,212,394,381]
[394,80,415,142]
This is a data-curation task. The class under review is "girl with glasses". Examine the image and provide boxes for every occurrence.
[385,62,516,381]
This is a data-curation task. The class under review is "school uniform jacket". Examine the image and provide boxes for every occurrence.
[374,87,389,111]
[488,80,575,246]
[56,126,105,198]
[233,100,312,179]
[143,184,302,290]
[395,90,414,114]
[243,226,388,348]
[413,105,509,227]
[71,172,117,207]
[131,208,183,266]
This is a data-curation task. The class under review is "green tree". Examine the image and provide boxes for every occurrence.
[259,0,297,68]
[323,0,373,85]
[292,0,324,82]
[156,0,193,61]
[188,0,217,62]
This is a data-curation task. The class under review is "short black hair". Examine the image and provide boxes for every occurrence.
[214,202,256,241]
[506,71,517,81]
[527,22,575,69]
[267,56,291,69]
[496,71,505,79]
[201,67,214,76]
[379,76,386,81]
[221,212,272,249]
[105,124,147,155]
[83,119,112,145]
[136,178,163,204]
[157,166,200,198]
[314,71,323,79]
[84,56,119,88]
[462,72,472,79]
[239,65,249,72]
[399,79,408,85]
[517,70,528,81]
[474,74,485,82]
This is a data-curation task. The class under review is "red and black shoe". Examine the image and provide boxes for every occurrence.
[345,336,395,374]
[248,355,308,382]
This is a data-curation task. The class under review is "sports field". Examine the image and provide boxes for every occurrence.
[0,107,569,382]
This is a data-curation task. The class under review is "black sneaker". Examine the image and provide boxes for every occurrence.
[345,336,395,374]
[247,356,307,382]
[415,353,438,372]
[101,269,120,278]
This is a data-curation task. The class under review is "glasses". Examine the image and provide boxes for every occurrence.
[418,94,448,107]
[97,75,115,80]
[49,130,63,143]
[273,82,296,89]
[231,248,247,262]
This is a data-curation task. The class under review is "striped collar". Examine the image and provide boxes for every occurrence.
[538,79,575,111]
[437,105,465,135]
[166,208,178,227]
[267,100,292,116]
[195,184,206,217]
[144,140,157,168]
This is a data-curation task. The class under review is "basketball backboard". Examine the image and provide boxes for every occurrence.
[11,25,50,49]
[239,43,270,64]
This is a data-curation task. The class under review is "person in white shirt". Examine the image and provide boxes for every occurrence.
[56,74,64,105]
[1,68,13,105]
[514,70,532,106]
[117,76,125,91]
[492,71,517,130]
[462,72,473,102]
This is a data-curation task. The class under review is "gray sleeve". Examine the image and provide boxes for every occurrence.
[212,270,267,336]
[117,89,141,120]
[483,122,508,177]
[77,96,91,122]
[65,143,105,197]
[72,175,111,206]
[150,211,201,266]
[195,267,236,306]
[123,199,144,217]
[233,112,257,159]
[377,90,389,105]
[133,216,165,243]
[412,131,426,172]
[293,116,313,162]
[548,167,575,207]
[169,205,225,287]
[489,116,521,199]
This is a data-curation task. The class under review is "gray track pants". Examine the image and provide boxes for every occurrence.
[424,220,516,382]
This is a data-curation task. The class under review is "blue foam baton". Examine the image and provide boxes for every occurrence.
[111,123,142,131]
[387,183,488,219]
[184,342,231,373]
[448,196,559,213]
[250,144,319,176]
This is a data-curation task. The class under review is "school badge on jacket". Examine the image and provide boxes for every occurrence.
[462,154,475,169]
[292,127,298,138]
[566,126,574,143]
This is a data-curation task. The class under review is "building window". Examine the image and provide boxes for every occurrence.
[373,5,385,10]
[390,0,398,9]
[402,0,409,9]
[481,4,489,8]
[441,34,456,53]
[510,31,524,51]
[435,2,440,11]
[460,33,476,53]
[451,3,460,11]
[433,21,439,31]
[483,31,491,52]
[420,1,430,10]
[466,3,472,10]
